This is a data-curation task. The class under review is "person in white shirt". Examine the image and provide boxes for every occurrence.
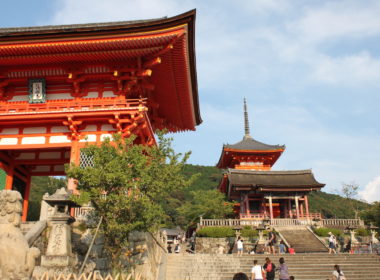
[251,260,264,280]
[328,232,337,254]
[237,236,244,256]
[331,264,346,280]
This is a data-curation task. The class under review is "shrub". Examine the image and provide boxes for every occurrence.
[356,228,370,236]
[197,227,235,238]
[314,227,343,237]
[241,226,258,239]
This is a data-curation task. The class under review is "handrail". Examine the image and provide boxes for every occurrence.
[0,97,146,115]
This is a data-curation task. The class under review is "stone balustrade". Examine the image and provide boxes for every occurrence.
[322,218,364,227]
[198,217,365,229]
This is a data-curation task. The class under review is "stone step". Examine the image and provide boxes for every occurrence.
[165,253,380,280]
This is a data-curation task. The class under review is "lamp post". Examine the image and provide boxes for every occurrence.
[40,188,78,269]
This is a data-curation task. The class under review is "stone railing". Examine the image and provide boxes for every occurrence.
[198,217,365,229]
[240,213,266,219]
[321,219,364,228]
[73,205,94,222]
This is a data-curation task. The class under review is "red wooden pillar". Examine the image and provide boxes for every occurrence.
[295,196,300,219]
[304,195,310,218]
[262,197,267,217]
[22,174,32,222]
[245,195,250,215]
[5,164,14,190]
[268,196,274,220]
[300,200,304,218]
[67,140,80,194]
[288,199,292,218]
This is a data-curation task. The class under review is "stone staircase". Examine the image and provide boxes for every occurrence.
[165,253,380,280]
[276,226,328,253]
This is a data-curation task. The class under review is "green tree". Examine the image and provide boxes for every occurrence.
[361,202,380,228]
[27,176,67,220]
[341,181,360,218]
[66,133,193,272]
[177,189,234,228]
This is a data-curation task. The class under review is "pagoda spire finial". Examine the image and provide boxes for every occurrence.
[243,98,251,139]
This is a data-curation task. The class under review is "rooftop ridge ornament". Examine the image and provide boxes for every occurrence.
[243,98,252,139]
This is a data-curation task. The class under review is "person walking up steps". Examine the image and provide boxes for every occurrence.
[263,257,276,280]
[328,232,337,254]
[251,260,264,280]
[276,257,289,280]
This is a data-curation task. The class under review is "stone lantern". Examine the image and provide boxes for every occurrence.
[368,224,379,244]
[40,188,78,269]
[256,225,266,245]
[346,225,359,244]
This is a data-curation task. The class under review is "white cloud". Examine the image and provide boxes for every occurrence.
[50,0,183,24]
[359,176,380,203]
[311,52,380,85]
[288,1,380,44]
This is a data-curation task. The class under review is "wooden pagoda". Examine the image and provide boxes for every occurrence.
[217,99,324,220]
[0,10,201,220]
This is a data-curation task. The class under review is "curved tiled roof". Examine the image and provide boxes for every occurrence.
[227,169,324,188]
[224,136,285,151]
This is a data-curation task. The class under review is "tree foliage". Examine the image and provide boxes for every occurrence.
[177,189,235,228]
[65,132,194,271]
[361,202,380,228]
[27,176,66,220]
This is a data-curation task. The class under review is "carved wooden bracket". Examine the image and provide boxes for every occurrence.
[63,116,83,140]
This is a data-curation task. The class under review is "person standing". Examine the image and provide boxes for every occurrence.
[328,232,337,254]
[268,229,277,254]
[263,257,276,280]
[251,260,264,280]
[237,236,244,256]
[276,257,290,280]
[279,240,286,254]
[331,264,346,280]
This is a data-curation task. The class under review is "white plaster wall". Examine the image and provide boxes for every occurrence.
[54,165,65,172]
[9,95,28,102]
[23,127,47,134]
[51,126,70,133]
[34,166,50,172]
[79,134,97,142]
[46,93,74,100]
[22,137,46,144]
[101,124,116,131]
[83,91,99,98]
[103,91,116,97]
[82,125,97,132]
[39,152,61,159]
[1,128,19,135]
[0,138,18,145]
[16,153,36,160]
[100,134,112,141]
[49,136,71,143]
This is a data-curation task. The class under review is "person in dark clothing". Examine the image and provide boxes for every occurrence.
[263,257,276,280]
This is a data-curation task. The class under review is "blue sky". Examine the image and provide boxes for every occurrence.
[1,0,380,202]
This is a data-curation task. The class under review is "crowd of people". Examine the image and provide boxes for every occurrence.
[232,259,345,280]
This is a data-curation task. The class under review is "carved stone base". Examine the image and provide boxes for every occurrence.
[41,255,75,267]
